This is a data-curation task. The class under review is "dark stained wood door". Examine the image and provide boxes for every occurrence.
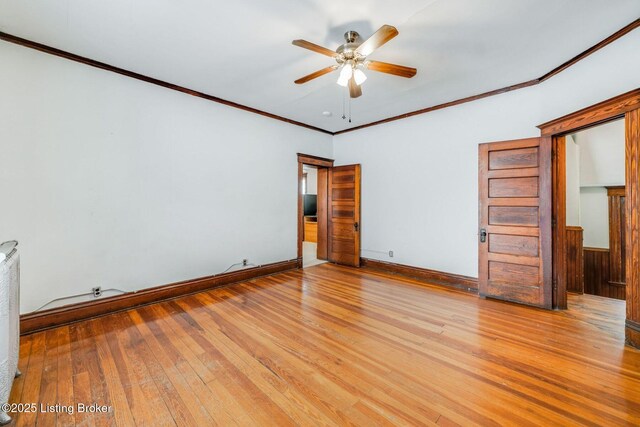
[328,165,361,267]
[478,138,552,308]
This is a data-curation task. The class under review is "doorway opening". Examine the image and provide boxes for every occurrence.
[564,119,626,302]
[297,153,333,269]
[297,153,362,269]
[302,165,327,268]
[538,88,640,347]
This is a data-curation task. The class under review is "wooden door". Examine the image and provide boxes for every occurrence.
[478,137,552,308]
[328,165,361,267]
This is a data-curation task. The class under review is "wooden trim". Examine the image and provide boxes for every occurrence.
[538,18,640,82]
[334,79,539,135]
[297,154,333,259]
[625,319,640,349]
[335,19,640,135]
[626,108,640,347]
[0,32,332,135]
[361,258,478,292]
[20,258,300,335]
[3,19,639,137]
[538,88,640,136]
[296,153,334,168]
[552,135,568,308]
[583,246,610,252]
[607,186,625,197]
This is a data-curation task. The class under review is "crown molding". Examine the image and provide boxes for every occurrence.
[0,31,333,135]
[2,18,639,136]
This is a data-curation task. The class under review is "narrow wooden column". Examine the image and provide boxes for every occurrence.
[626,109,640,348]
[607,186,626,287]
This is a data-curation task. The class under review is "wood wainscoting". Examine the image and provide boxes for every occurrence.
[583,248,625,300]
[20,258,300,335]
[566,226,584,293]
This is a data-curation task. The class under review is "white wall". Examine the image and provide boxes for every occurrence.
[569,118,626,248]
[565,135,581,226]
[303,167,318,195]
[0,41,332,313]
[333,29,640,278]
[580,187,610,248]
[574,119,625,187]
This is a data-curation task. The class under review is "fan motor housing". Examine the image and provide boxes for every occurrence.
[336,31,363,60]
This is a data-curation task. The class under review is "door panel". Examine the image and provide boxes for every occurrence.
[479,137,552,309]
[328,165,361,267]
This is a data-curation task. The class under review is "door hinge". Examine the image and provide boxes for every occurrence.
[553,279,557,291]
[552,218,557,228]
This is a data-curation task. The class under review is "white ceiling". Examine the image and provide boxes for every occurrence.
[1,0,639,133]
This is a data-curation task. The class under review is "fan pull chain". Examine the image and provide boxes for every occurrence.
[348,96,352,123]
[342,89,346,120]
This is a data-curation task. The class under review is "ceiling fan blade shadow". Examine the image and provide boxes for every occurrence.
[355,25,399,57]
[366,61,416,78]
[292,39,338,57]
[348,76,362,98]
[294,66,339,84]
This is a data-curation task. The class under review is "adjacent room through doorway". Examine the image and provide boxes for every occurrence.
[302,165,326,268]
[565,119,626,302]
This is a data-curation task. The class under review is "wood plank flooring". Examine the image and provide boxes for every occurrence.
[8,263,640,426]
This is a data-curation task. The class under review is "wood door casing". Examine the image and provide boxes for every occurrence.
[479,137,553,309]
[328,165,361,267]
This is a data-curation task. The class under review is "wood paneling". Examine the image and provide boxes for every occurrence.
[489,206,539,227]
[328,165,361,267]
[489,177,539,198]
[489,147,539,170]
[566,226,584,294]
[20,258,299,335]
[360,258,478,291]
[626,108,640,347]
[10,264,640,426]
[607,186,626,286]
[583,248,625,300]
[479,137,552,308]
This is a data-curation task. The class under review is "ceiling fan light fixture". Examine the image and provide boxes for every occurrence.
[353,68,367,85]
[337,64,353,87]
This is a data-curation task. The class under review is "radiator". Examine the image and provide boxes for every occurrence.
[0,241,20,426]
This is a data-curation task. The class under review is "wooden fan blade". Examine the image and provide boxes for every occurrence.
[294,65,338,84]
[367,61,417,78]
[348,76,362,98]
[355,25,399,57]
[292,39,337,57]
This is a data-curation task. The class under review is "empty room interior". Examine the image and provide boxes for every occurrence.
[1,1,640,425]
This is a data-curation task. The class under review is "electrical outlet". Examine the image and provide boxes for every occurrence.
[389,251,394,258]
[242,259,248,266]
[92,287,102,298]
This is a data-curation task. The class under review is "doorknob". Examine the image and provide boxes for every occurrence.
[479,228,487,243]
[354,222,359,232]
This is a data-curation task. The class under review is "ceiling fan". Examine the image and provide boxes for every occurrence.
[292,25,417,99]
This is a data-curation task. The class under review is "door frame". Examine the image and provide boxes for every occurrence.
[537,88,640,347]
[297,153,334,267]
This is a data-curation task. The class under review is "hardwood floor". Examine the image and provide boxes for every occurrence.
[9,263,640,426]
